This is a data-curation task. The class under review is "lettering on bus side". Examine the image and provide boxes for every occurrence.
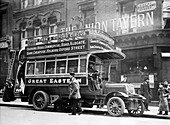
[26,78,84,84]
[26,39,88,56]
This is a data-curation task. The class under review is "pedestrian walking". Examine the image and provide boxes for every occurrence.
[140,76,152,111]
[68,72,82,115]
[157,82,170,115]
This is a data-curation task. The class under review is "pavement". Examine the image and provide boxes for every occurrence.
[0,98,170,119]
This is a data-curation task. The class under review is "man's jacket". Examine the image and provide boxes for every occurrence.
[69,78,81,99]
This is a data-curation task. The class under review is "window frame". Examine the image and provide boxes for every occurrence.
[34,0,42,6]
[21,0,28,9]
[67,58,79,73]
[49,24,58,34]
[119,0,135,15]
[21,28,27,39]
[45,59,56,74]
[25,54,88,76]
[35,60,45,75]
[26,62,35,75]
[56,59,67,74]
[34,27,41,37]
[82,8,95,25]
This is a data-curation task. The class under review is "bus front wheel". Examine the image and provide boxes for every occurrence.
[128,101,145,117]
[32,91,49,110]
[107,97,125,117]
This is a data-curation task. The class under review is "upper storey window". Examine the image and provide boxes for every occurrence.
[34,0,42,6]
[21,0,28,9]
[163,0,170,29]
[78,0,97,27]
[49,25,58,34]
[21,0,61,9]
[119,0,135,15]
[49,0,58,2]
[82,8,95,25]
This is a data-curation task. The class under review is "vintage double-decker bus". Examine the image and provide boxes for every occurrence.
[15,28,145,117]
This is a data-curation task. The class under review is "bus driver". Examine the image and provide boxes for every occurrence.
[88,63,100,91]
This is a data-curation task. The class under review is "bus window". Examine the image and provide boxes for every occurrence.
[56,60,66,74]
[35,62,45,74]
[27,63,35,75]
[80,59,86,73]
[46,61,55,74]
[67,60,78,73]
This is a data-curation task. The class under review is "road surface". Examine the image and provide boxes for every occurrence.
[0,105,169,125]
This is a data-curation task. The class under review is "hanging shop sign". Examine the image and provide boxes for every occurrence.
[137,1,156,13]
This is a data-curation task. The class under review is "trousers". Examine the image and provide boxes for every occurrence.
[70,99,82,114]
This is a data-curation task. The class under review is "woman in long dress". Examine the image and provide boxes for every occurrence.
[157,83,169,115]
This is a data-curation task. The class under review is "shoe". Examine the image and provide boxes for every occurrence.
[78,109,82,115]
[145,109,150,111]
[157,113,162,115]
[78,111,82,115]
[71,113,76,115]
[163,111,168,115]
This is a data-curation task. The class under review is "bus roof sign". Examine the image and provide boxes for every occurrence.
[25,28,118,57]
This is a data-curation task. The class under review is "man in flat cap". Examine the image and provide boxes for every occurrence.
[68,72,82,115]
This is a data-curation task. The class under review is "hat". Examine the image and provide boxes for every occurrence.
[70,72,75,76]
[163,81,168,87]
[159,84,163,89]
[144,76,149,81]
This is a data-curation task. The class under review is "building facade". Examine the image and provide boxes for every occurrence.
[0,0,14,89]
[2,0,169,100]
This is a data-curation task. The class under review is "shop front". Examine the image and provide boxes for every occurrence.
[116,30,170,101]
[0,38,9,90]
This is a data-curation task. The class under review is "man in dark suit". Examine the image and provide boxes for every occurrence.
[140,76,151,111]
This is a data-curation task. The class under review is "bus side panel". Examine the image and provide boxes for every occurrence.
[24,77,88,103]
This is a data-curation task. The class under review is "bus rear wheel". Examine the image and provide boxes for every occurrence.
[32,91,49,110]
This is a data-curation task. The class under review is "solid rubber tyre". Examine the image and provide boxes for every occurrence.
[32,91,49,111]
[128,101,145,117]
[107,97,125,117]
